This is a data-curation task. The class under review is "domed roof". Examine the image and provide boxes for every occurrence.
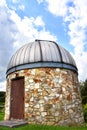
[6,40,78,75]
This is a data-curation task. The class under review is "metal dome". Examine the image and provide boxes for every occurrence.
[6,40,78,76]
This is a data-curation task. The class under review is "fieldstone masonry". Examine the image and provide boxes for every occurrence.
[5,68,84,126]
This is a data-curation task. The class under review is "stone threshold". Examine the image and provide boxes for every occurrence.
[0,120,28,128]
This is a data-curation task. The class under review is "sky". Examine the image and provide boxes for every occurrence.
[0,0,87,91]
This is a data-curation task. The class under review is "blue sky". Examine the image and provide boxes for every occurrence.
[0,0,87,91]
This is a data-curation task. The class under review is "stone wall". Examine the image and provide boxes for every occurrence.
[5,68,84,126]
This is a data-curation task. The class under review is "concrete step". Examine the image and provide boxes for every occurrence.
[0,120,28,128]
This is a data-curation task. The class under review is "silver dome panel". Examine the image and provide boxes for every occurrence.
[6,40,78,75]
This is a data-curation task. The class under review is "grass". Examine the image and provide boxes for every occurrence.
[0,123,87,130]
[0,112,87,130]
[0,112,4,121]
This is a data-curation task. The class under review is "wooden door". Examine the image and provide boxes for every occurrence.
[10,77,24,120]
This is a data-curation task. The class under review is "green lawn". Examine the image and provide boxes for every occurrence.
[0,112,4,121]
[0,112,87,130]
[0,124,87,130]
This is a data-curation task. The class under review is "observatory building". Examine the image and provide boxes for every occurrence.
[5,40,84,126]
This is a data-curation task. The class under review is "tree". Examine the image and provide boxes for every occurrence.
[80,79,87,104]
[0,92,5,103]
[80,79,87,122]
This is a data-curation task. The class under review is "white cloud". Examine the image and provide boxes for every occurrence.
[66,0,87,81]
[18,4,25,11]
[37,0,70,16]
[38,0,87,81]
[11,0,25,11]
[0,0,16,83]
[0,81,6,92]
[9,10,57,49]
[0,0,7,6]
[34,16,45,27]
[37,0,44,4]
[12,0,19,3]
[36,29,57,41]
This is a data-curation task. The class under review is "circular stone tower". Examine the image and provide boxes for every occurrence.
[5,40,84,126]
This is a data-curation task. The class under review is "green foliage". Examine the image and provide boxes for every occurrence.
[0,92,5,112]
[80,79,87,104]
[83,104,87,122]
[0,92,5,102]
[80,79,87,122]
